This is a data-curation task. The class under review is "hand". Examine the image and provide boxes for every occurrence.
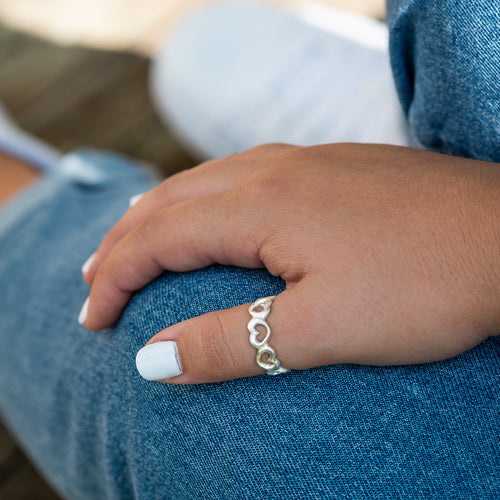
[80,143,500,383]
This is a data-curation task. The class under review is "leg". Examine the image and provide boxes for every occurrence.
[0,153,40,206]
[387,0,500,162]
[0,151,498,499]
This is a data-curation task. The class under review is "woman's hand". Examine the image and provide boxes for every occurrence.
[80,143,500,383]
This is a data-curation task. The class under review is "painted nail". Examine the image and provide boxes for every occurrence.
[129,193,145,207]
[136,341,183,381]
[78,297,89,325]
[81,253,95,275]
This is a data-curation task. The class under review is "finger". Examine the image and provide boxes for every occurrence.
[223,142,297,161]
[82,163,243,285]
[82,144,295,285]
[134,287,317,384]
[83,189,264,330]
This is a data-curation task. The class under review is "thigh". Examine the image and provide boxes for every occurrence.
[0,151,498,499]
[387,0,500,162]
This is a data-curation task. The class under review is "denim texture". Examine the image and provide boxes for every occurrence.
[0,0,500,498]
[387,0,500,162]
[0,152,499,499]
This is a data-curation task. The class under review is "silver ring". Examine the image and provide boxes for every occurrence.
[248,296,289,376]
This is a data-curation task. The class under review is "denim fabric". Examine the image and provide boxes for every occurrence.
[1,0,500,497]
[0,150,499,499]
[387,0,500,162]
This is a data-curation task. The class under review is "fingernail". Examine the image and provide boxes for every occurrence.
[136,341,183,381]
[129,193,144,207]
[81,253,95,275]
[78,297,89,325]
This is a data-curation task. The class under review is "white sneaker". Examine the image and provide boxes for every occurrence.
[150,1,409,160]
[0,104,61,171]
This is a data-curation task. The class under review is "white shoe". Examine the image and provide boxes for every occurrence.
[150,1,408,160]
[0,104,61,171]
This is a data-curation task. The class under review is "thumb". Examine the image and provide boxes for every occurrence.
[134,290,308,384]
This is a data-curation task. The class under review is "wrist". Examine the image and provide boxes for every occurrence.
[447,158,500,338]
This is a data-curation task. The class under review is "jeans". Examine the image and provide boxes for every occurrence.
[387,0,500,162]
[0,1,499,499]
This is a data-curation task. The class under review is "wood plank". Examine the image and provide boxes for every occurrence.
[0,421,61,499]
[0,24,196,175]
[0,459,62,500]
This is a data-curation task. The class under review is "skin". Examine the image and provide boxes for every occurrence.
[78,143,500,384]
[0,153,40,207]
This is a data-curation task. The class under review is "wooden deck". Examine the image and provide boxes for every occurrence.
[0,423,62,499]
[0,1,383,497]
[0,23,197,177]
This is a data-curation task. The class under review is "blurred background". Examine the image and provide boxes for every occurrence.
[0,1,383,498]
[0,0,384,53]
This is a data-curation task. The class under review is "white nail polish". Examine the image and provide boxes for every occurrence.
[81,253,95,275]
[129,193,145,207]
[136,342,183,381]
[78,297,89,325]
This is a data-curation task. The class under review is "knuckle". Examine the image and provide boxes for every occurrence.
[235,171,289,251]
[245,169,286,203]
[94,244,128,294]
[157,169,195,197]
[250,143,296,157]
[97,215,130,256]
[279,143,344,166]
[163,168,194,185]
[136,209,164,248]
[230,143,295,161]
[198,312,237,378]
[248,142,289,154]
[265,142,294,149]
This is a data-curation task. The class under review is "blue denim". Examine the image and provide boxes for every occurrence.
[1,1,500,498]
[1,156,499,499]
[387,0,500,162]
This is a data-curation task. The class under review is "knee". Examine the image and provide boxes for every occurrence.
[389,0,500,161]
